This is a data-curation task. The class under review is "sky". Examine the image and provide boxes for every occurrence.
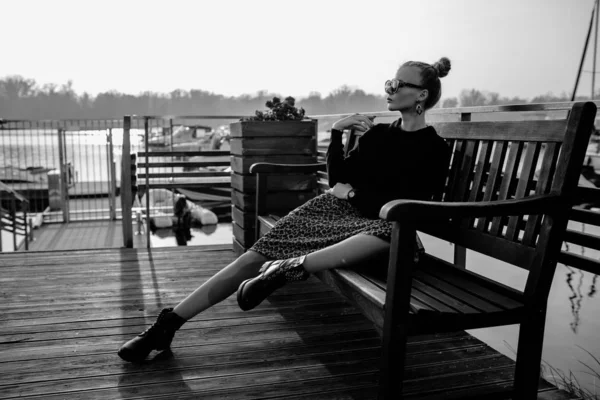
[0,0,597,101]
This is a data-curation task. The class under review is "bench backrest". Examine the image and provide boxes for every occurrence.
[318,102,596,301]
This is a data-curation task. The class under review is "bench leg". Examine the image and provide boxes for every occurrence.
[378,324,408,400]
[513,308,546,400]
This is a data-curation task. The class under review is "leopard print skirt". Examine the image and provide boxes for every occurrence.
[250,193,424,261]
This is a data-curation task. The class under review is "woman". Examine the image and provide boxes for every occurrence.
[118,57,452,363]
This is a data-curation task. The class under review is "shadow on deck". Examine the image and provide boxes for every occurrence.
[0,245,574,399]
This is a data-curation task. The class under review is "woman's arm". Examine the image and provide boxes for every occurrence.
[326,114,376,187]
[326,125,379,187]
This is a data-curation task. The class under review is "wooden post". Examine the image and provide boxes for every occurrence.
[107,129,117,220]
[229,120,318,256]
[121,116,133,248]
[144,117,151,249]
[57,129,70,223]
[11,197,17,251]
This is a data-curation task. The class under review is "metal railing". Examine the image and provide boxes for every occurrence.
[0,180,30,251]
[0,119,129,223]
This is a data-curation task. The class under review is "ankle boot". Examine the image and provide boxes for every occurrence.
[237,255,309,311]
[118,307,186,362]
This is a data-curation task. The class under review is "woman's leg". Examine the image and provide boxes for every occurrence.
[237,234,390,311]
[118,250,268,362]
[173,250,268,319]
[302,234,390,273]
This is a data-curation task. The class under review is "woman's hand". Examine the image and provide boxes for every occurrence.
[332,113,376,133]
[326,182,353,199]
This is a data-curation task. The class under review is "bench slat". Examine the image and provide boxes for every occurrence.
[419,254,524,309]
[522,142,561,246]
[419,223,537,270]
[477,141,508,231]
[434,120,567,142]
[490,141,524,236]
[411,280,481,314]
[506,142,542,241]
[464,140,494,228]
[413,270,504,313]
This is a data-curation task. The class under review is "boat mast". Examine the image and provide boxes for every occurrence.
[572,0,597,101]
[594,0,599,99]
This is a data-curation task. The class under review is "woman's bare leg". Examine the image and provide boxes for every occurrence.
[174,235,388,320]
[302,234,390,273]
[173,250,268,320]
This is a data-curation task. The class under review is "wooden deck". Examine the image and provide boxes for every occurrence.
[26,220,147,250]
[0,245,573,399]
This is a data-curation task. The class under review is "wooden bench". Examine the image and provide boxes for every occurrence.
[249,102,596,399]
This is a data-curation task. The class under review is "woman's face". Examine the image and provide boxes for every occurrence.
[386,66,425,112]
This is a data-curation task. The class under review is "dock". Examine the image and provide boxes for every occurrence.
[0,245,574,399]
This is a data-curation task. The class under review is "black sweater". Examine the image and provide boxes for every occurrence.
[326,119,451,219]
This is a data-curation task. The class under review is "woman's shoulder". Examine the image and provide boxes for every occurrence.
[357,122,388,142]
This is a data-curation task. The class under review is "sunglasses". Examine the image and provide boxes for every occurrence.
[385,79,425,95]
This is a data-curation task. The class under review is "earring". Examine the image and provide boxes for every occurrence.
[415,101,423,115]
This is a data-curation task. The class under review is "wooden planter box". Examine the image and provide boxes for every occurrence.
[229,120,318,255]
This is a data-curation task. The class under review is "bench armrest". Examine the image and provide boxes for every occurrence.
[250,162,326,174]
[379,193,564,222]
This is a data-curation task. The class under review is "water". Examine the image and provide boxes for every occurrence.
[0,129,145,184]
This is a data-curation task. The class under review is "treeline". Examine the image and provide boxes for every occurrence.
[0,75,592,121]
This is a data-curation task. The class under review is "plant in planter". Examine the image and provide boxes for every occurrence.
[242,96,306,122]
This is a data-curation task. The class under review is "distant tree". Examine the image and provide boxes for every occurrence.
[0,75,591,122]
[459,89,487,107]
[441,97,458,108]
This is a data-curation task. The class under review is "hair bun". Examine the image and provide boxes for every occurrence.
[432,57,451,78]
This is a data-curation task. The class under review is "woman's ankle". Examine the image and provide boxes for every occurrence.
[171,305,193,321]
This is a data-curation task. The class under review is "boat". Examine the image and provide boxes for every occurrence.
[147,124,214,149]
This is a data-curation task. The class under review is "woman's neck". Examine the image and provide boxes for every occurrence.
[399,112,427,132]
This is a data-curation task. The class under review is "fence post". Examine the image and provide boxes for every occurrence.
[121,116,133,248]
[144,117,151,249]
[107,128,117,220]
[57,128,70,223]
[11,197,17,251]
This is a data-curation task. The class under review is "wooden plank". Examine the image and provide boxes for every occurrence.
[505,142,542,241]
[138,160,230,168]
[138,150,228,158]
[558,251,600,275]
[433,120,567,142]
[138,171,230,178]
[477,141,508,231]
[230,173,316,193]
[564,228,600,251]
[489,141,524,236]
[230,137,316,156]
[420,223,537,271]
[232,221,254,246]
[231,189,314,212]
[453,140,479,203]
[522,142,561,245]
[420,254,524,308]
[445,140,466,202]
[570,206,600,225]
[230,155,317,174]
[413,270,504,313]
[230,120,317,138]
